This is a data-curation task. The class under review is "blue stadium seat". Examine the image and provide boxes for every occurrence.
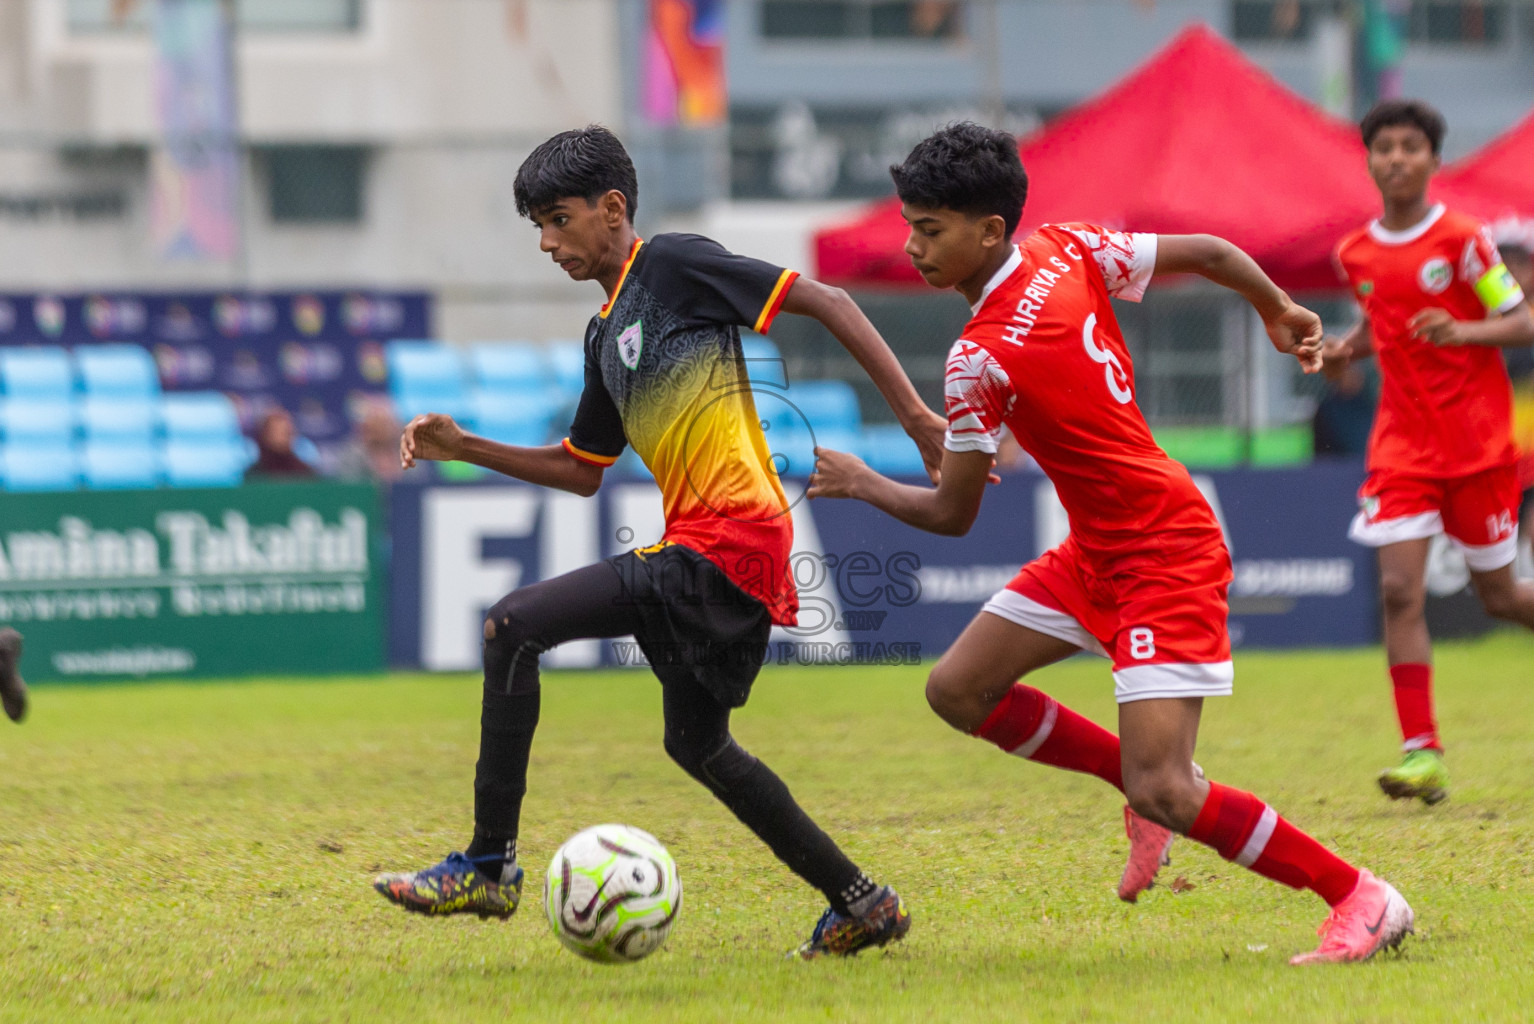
[756,390,805,441]
[387,341,469,423]
[545,341,586,396]
[740,333,788,388]
[612,449,652,480]
[386,341,465,392]
[75,344,160,397]
[466,389,560,447]
[761,427,861,480]
[161,392,241,442]
[0,397,74,445]
[292,435,322,468]
[78,396,157,443]
[1,442,79,491]
[161,438,248,487]
[785,380,861,433]
[470,342,549,390]
[859,423,928,476]
[386,340,464,388]
[81,439,160,489]
[0,347,73,398]
[391,388,471,424]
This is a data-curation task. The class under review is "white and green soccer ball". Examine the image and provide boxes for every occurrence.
[544,824,682,963]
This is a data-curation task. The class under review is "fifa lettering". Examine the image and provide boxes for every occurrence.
[1128,627,1155,660]
[1081,313,1132,404]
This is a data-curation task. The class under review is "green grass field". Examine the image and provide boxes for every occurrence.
[3,636,1532,1023]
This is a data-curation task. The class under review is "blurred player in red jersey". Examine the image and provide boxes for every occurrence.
[1325,101,1534,806]
[811,123,1414,964]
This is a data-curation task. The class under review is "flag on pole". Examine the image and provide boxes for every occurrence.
[642,0,726,127]
[150,0,241,262]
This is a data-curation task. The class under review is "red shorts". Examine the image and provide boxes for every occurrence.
[1349,464,1520,572]
[981,537,1234,704]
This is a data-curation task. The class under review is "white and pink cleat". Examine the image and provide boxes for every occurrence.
[1289,870,1414,965]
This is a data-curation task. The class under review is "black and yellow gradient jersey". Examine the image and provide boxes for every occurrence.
[562,233,800,625]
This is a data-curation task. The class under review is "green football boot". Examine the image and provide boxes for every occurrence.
[1377,748,1449,805]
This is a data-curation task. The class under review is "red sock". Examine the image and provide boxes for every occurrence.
[1389,663,1441,752]
[1187,782,1361,906]
[972,684,1124,792]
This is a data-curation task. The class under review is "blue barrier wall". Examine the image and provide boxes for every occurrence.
[389,461,1377,672]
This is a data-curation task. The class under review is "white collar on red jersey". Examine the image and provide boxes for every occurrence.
[1368,203,1446,246]
[971,245,1024,315]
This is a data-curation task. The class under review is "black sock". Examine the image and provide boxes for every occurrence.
[466,833,518,885]
[696,740,867,915]
[472,687,540,877]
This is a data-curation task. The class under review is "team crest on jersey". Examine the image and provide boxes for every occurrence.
[617,319,643,370]
[1418,257,1452,295]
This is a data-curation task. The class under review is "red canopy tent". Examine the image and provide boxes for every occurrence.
[814,24,1381,292]
[1439,110,1534,236]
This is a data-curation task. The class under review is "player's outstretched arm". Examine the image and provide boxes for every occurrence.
[1409,302,1534,348]
[808,446,991,536]
[399,413,605,496]
[1155,235,1323,374]
[779,278,948,481]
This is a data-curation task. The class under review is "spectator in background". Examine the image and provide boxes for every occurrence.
[1312,360,1377,457]
[331,403,404,484]
[245,407,316,481]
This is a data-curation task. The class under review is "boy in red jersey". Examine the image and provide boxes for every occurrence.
[1325,101,1534,805]
[810,123,1413,964]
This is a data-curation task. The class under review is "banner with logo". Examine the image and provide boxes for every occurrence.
[0,482,385,682]
[388,461,1379,673]
[0,290,430,445]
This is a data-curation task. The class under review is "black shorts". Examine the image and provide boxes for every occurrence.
[607,543,771,708]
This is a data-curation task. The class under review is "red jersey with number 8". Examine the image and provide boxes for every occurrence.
[943,223,1225,573]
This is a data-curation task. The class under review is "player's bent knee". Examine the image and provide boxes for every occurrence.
[1474,579,1520,620]
[664,728,755,795]
[1123,771,1198,831]
[924,670,970,729]
[1378,575,1425,618]
[481,595,545,695]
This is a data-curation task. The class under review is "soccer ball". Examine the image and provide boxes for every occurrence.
[544,824,682,963]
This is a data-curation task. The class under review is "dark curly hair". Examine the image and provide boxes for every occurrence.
[889,122,1029,239]
[513,125,638,223]
[1360,100,1446,156]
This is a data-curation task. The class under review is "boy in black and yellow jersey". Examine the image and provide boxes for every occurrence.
[374,126,945,958]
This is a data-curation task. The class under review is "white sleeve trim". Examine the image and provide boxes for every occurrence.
[1061,226,1157,302]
